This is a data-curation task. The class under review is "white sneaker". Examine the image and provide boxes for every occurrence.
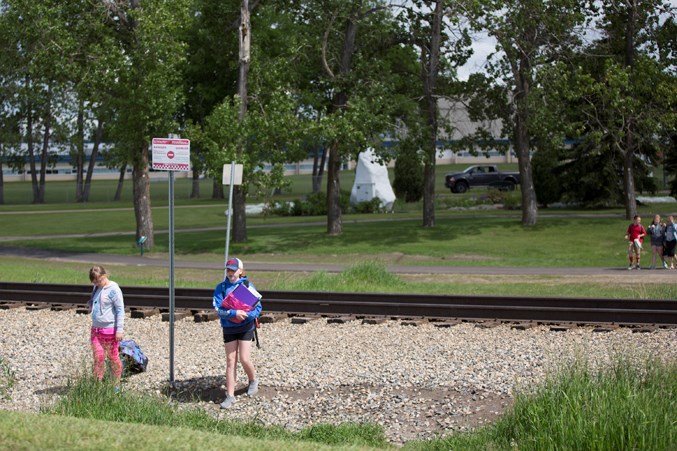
[663,261,669,269]
[246,379,259,397]
[220,395,236,409]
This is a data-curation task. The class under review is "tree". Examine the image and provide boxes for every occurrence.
[535,1,676,214]
[102,0,190,248]
[468,0,587,226]
[287,0,405,235]
[396,0,472,227]
[0,0,77,204]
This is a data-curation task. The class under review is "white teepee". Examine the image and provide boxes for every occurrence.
[350,148,396,211]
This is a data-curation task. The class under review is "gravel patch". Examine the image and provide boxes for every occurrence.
[0,308,675,444]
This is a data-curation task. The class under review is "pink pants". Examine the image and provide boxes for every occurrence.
[91,327,122,381]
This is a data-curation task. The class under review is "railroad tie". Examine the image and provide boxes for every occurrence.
[400,319,425,326]
[433,320,461,328]
[549,323,573,332]
[193,311,219,322]
[511,322,535,331]
[291,316,319,325]
[0,302,22,310]
[592,324,619,333]
[162,311,192,322]
[130,308,160,319]
[326,316,356,324]
[475,321,501,329]
[362,317,387,325]
[258,314,283,323]
[51,304,77,312]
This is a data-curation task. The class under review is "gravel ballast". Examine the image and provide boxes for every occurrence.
[0,308,675,443]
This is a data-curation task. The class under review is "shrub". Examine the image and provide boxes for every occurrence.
[0,356,15,400]
[265,190,351,217]
[393,142,424,202]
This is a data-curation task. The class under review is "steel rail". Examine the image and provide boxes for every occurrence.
[1,281,676,326]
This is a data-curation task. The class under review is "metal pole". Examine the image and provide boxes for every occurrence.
[224,161,236,279]
[168,170,175,385]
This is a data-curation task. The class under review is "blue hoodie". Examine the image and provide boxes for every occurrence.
[212,276,262,333]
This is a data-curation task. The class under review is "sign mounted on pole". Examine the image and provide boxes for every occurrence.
[152,138,191,171]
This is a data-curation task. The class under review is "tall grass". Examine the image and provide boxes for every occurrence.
[271,261,405,292]
[47,374,389,449]
[0,356,16,400]
[405,357,677,451]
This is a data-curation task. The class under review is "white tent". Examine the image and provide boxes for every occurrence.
[350,148,396,211]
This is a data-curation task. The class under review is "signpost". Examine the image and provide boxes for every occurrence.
[152,136,190,385]
[222,162,243,279]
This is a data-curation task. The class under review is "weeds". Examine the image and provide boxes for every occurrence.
[405,356,677,451]
[0,356,16,400]
[47,374,390,449]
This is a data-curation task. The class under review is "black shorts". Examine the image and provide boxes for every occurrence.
[222,328,255,343]
[664,240,676,257]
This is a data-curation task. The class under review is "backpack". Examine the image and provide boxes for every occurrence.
[118,340,149,375]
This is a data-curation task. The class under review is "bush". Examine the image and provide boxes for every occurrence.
[265,190,351,217]
[352,197,386,214]
[393,142,424,203]
[0,356,15,400]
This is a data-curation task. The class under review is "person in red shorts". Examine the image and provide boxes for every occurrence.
[625,215,646,270]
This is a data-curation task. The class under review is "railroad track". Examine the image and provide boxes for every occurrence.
[1,282,676,327]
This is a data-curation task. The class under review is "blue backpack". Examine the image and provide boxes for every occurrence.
[119,340,149,375]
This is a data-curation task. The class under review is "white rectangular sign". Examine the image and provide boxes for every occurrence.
[222,163,244,185]
[152,138,191,171]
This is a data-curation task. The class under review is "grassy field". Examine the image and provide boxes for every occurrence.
[1,357,674,450]
[2,181,677,299]
[0,163,522,205]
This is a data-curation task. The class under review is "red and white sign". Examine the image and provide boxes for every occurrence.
[152,138,191,171]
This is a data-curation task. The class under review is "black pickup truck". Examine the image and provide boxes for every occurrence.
[444,165,520,193]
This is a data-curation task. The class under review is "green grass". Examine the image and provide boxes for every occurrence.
[0,411,379,450]
[3,358,674,450]
[403,357,677,451]
[2,257,676,300]
[41,374,389,450]
[0,356,16,400]
[0,163,517,205]
[4,214,675,268]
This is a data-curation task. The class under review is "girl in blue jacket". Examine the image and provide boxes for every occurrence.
[212,257,261,409]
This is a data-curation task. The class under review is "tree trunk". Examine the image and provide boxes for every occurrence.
[623,128,637,219]
[75,98,85,202]
[132,143,154,248]
[114,163,126,201]
[421,0,443,228]
[212,178,224,199]
[0,158,4,204]
[622,0,638,220]
[83,119,104,202]
[233,0,250,243]
[25,77,39,202]
[312,146,326,193]
[514,88,538,226]
[190,166,200,199]
[327,141,342,235]
[325,9,359,236]
[37,90,51,204]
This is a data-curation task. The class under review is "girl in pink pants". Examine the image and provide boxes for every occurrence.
[88,266,125,385]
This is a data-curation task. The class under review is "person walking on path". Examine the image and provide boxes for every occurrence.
[626,215,646,270]
[664,215,677,269]
[648,214,668,269]
[212,257,262,409]
[87,265,124,388]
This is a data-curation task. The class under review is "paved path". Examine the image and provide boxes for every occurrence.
[1,245,674,276]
